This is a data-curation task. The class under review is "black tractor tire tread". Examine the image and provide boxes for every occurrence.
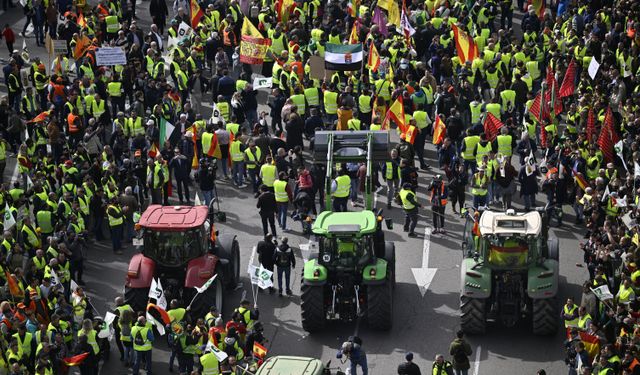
[460,296,486,334]
[124,286,149,314]
[301,284,325,332]
[190,279,223,319]
[384,242,396,287]
[367,282,393,330]
[532,298,558,336]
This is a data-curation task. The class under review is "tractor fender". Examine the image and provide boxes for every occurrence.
[302,259,327,286]
[527,259,559,299]
[460,258,491,299]
[125,254,156,289]
[362,259,388,285]
[184,254,220,289]
[216,234,237,260]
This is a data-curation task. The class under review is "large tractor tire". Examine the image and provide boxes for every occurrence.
[532,298,558,335]
[367,279,393,331]
[124,286,149,313]
[384,242,396,287]
[546,238,559,261]
[460,296,486,334]
[301,284,325,332]
[217,234,241,289]
[191,276,224,319]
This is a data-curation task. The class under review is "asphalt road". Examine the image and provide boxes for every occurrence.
[0,2,585,374]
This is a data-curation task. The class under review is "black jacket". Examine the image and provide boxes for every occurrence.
[257,240,276,267]
[256,192,276,215]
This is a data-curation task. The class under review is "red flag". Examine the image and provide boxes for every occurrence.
[559,59,577,98]
[432,115,446,145]
[147,303,172,326]
[190,0,204,28]
[63,352,90,367]
[483,113,503,141]
[545,68,562,117]
[586,108,596,143]
[5,270,22,299]
[529,93,542,122]
[597,107,620,163]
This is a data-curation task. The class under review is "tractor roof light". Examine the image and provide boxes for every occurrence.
[127,270,139,278]
[313,269,320,278]
[369,268,376,277]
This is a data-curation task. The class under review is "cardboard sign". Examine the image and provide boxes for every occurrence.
[309,55,325,81]
[253,76,272,90]
[95,47,127,66]
[52,40,68,55]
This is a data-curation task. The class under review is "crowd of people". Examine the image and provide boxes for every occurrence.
[0,0,634,370]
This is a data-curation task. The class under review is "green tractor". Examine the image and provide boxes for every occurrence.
[301,131,395,332]
[460,208,559,335]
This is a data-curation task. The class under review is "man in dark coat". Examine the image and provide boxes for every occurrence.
[169,147,191,204]
[449,330,472,375]
[256,234,277,293]
[149,0,169,34]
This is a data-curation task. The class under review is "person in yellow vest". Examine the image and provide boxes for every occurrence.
[13,324,35,367]
[131,315,154,375]
[199,345,221,375]
[460,129,481,175]
[576,306,592,331]
[323,85,339,123]
[244,141,263,195]
[107,197,125,255]
[274,171,293,232]
[493,127,514,158]
[561,298,579,328]
[399,183,422,238]
[112,296,133,363]
[30,249,47,280]
[471,166,489,209]
[235,299,259,332]
[331,169,351,212]
[616,277,635,305]
[259,155,277,192]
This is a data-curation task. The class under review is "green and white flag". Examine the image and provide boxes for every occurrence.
[3,203,15,231]
[159,118,175,144]
[591,285,614,301]
[195,274,218,294]
[614,140,628,172]
[325,43,363,71]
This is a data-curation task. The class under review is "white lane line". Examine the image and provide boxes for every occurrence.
[473,345,482,375]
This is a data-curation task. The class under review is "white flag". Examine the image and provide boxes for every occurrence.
[163,121,175,143]
[210,102,225,125]
[194,193,202,206]
[26,175,33,190]
[249,265,274,290]
[146,312,166,336]
[50,270,64,293]
[614,140,628,171]
[3,203,15,231]
[591,285,614,301]
[588,57,600,80]
[177,22,193,40]
[70,279,79,292]
[399,8,416,36]
[635,161,640,179]
[22,39,26,51]
[205,341,229,361]
[195,274,218,294]
[602,185,610,202]
[148,278,168,310]
[616,196,628,208]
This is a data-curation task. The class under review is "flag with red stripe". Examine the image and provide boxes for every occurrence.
[545,68,562,117]
[559,59,577,98]
[483,113,503,142]
[63,352,90,367]
[451,24,478,64]
[597,107,620,163]
[586,108,595,143]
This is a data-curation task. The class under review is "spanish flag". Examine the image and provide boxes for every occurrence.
[73,35,91,60]
[30,110,50,123]
[527,0,545,19]
[77,11,87,28]
[572,167,589,191]
[190,0,204,28]
[148,143,159,158]
[381,96,405,132]
[240,18,271,65]
[451,24,478,64]
[566,329,600,360]
[367,42,380,72]
[349,23,359,44]
[432,114,446,145]
[63,352,90,366]
[253,342,268,358]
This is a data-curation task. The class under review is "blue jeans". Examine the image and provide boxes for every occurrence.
[247,168,259,193]
[277,202,288,230]
[133,350,152,375]
[125,218,134,242]
[232,161,244,186]
[277,266,291,291]
[523,194,535,211]
[350,178,358,202]
[110,224,123,252]
[350,353,368,375]
[123,343,133,364]
[202,189,214,206]
[454,370,469,375]
[473,195,487,209]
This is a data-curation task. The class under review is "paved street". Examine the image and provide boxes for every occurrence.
[0,2,582,374]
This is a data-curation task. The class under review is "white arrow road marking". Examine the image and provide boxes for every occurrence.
[411,227,437,297]
[473,345,481,375]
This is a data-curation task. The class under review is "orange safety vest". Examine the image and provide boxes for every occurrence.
[68,114,80,133]
[430,183,447,206]
[223,29,237,46]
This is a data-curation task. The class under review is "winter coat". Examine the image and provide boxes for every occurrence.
[449,338,472,370]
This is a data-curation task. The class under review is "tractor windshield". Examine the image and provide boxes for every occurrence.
[143,229,203,267]
[320,237,365,268]
[485,236,529,268]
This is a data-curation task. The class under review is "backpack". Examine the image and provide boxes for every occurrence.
[120,323,131,338]
[276,249,290,267]
[134,329,145,346]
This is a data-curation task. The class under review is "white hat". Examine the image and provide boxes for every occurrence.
[146,120,154,126]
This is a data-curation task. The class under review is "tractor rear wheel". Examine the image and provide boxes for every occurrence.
[460,296,486,334]
[216,234,240,289]
[384,242,396,287]
[124,286,149,313]
[532,298,557,335]
[367,278,393,330]
[191,277,224,319]
[301,284,325,332]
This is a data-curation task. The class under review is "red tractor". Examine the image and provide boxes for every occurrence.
[124,205,240,317]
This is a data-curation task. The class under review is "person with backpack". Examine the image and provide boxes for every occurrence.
[119,309,135,367]
[273,237,295,296]
[337,336,368,375]
[449,330,473,375]
[131,316,154,375]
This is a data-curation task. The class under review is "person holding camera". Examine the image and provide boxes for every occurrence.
[427,175,448,234]
[337,336,368,375]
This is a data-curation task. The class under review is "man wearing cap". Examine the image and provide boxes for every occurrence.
[399,183,422,237]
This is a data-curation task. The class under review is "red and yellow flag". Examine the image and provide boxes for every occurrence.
[483,113,504,141]
[147,303,171,326]
[432,115,446,145]
[77,11,87,28]
[148,143,159,158]
[572,167,589,191]
[63,352,90,367]
[5,270,23,299]
[73,35,91,60]
[451,24,478,64]
[190,0,204,28]
[566,329,600,360]
[30,110,50,123]
[240,18,271,65]
[527,0,545,19]
[349,23,359,44]
[367,42,380,72]
[382,96,405,132]
[253,342,268,358]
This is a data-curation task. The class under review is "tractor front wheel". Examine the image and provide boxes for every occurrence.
[124,286,149,313]
[301,284,325,332]
[532,298,557,335]
[190,277,224,318]
[460,295,486,334]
